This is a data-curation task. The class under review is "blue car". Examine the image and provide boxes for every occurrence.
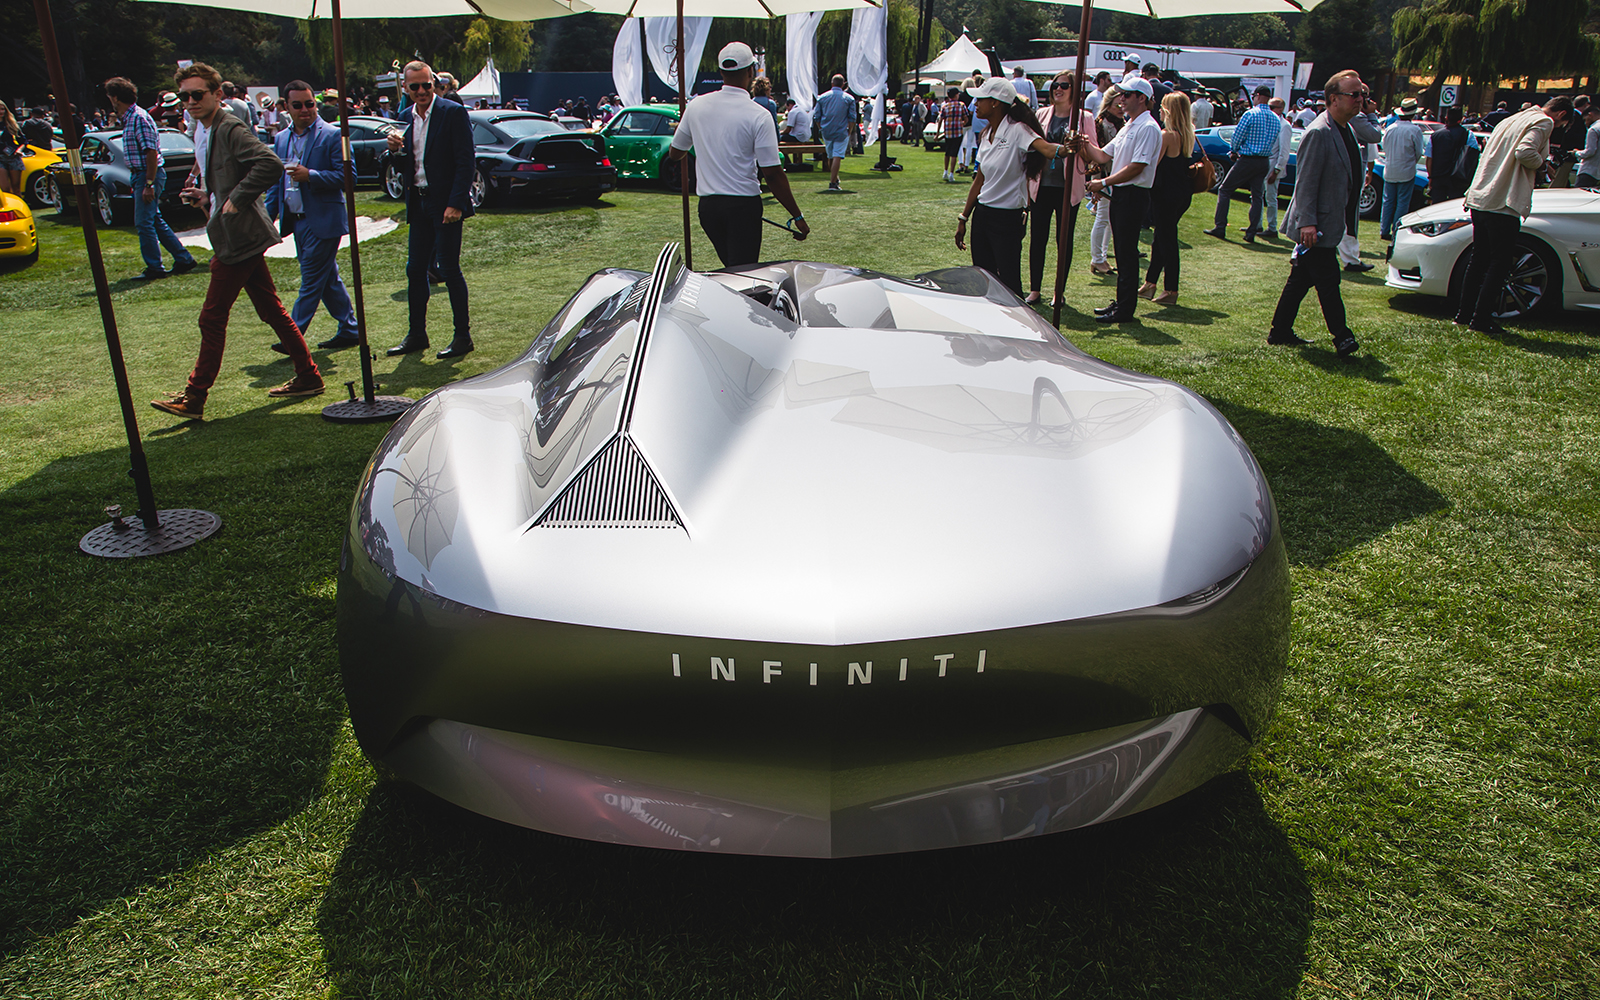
[1196,125,1429,219]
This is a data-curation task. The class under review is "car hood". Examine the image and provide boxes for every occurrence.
[352,252,1275,645]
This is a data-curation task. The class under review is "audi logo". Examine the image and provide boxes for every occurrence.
[1102,49,1128,62]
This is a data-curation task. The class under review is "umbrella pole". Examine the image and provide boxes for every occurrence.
[1052,0,1093,328]
[322,0,413,423]
[35,0,222,558]
[677,0,693,270]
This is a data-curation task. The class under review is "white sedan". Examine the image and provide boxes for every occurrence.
[1386,189,1600,319]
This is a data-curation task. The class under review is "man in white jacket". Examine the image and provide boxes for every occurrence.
[1263,97,1294,238]
[1455,96,1574,334]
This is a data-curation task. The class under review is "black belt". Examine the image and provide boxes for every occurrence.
[287,211,306,220]
[1237,153,1269,158]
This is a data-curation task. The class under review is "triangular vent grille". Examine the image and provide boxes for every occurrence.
[535,435,681,529]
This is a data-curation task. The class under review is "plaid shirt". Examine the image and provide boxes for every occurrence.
[121,103,164,177]
[939,98,968,140]
[1230,103,1280,157]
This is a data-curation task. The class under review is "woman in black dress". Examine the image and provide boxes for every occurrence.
[1139,91,1201,306]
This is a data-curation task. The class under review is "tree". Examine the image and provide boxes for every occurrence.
[1296,0,1384,88]
[1393,0,1600,103]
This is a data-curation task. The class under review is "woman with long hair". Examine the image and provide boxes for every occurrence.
[1087,89,1124,275]
[954,79,1073,297]
[1139,91,1202,305]
[1024,71,1100,304]
[0,102,24,196]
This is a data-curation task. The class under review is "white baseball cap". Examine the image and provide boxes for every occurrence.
[1124,53,1142,64]
[1118,77,1153,100]
[718,41,756,71]
[967,78,1019,104]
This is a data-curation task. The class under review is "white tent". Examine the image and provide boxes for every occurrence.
[458,57,502,102]
[915,34,992,83]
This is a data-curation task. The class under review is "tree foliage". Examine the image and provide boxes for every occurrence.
[1393,0,1600,84]
[1296,0,1384,85]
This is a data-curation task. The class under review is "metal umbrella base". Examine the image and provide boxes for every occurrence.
[79,508,222,558]
[322,380,415,424]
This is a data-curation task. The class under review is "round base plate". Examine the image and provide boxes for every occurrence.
[322,395,414,424]
[79,509,222,558]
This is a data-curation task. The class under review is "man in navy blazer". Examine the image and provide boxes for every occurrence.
[264,80,361,350]
[386,60,476,360]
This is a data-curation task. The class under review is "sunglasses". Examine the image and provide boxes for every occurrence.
[1050,82,1073,90]
[1336,89,1370,99]
[177,89,210,103]
[288,100,317,110]
[407,82,434,92]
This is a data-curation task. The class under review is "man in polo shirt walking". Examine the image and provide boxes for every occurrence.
[1206,84,1278,242]
[104,76,199,281]
[668,42,810,268]
[814,74,857,191]
[1074,76,1162,324]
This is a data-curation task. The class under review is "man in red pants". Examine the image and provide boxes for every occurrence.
[151,61,323,420]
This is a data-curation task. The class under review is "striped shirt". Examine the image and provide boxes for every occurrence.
[120,103,164,175]
[1230,103,1280,157]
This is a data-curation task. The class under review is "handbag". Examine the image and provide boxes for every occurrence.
[1190,155,1215,193]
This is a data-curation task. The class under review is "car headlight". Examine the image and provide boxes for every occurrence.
[1406,218,1470,237]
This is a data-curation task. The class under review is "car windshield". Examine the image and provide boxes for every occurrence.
[492,117,563,138]
[105,132,195,156]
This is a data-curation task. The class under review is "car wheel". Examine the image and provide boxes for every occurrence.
[1448,235,1562,320]
[96,185,118,227]
[50,176,71,215]
[1358,178,1379,219]
[469,166,494,209]
[383,161,406,200]
[660,154,682,192]
[26,171,52,208]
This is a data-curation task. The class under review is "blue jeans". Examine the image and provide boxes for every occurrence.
[132,169,195,273]
[289,227,359,342]
[1379,179,1414,238]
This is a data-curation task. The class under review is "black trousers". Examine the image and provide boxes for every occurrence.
[971,203,1027,297]
[698,194,763,268]
[407,188,469,340]
[1213,154,1269,232]
[1146,187,1192,291]
[1269,246,1351,340]
[1028,189,1080,292]
[1456,209,1522,326]
[1110,185,1152,318]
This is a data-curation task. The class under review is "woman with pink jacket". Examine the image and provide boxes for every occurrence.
[1025,71,1100,305]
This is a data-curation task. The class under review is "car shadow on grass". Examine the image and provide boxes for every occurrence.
[316,770,1311,998]
[1209,399,1449,566]
[1383,292,1600,359]
[0,411,363,957]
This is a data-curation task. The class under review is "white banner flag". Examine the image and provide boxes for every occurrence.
[847,5,887,145]
[786,11,824,113]
[613,19,644,109]
[645,16,713,96]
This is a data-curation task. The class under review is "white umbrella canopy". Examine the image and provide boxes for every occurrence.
[585,0,866,15]
[142,0,588,15]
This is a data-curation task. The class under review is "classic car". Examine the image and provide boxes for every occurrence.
[0,191,38,261]
[45,128,196,227]
[19,143,61,208]
[1385,188,1600,319]
[338,244,1291,858]
[1196,124,1430,218]
[597,104,685,189]
[381,110,615,208]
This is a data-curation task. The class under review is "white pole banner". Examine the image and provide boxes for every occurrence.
[786,11,824,113]
[847,4,887,144]
[645,16,712,96]
[613,18,644,108]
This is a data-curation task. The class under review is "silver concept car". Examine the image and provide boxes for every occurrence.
[339,245,1290,858]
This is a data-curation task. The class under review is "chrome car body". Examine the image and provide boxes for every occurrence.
[1385,189,1600,318]
[339,246,1291,857]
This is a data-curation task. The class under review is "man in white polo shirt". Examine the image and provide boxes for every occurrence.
[1075,76,1161,323]
[669,42,811,267]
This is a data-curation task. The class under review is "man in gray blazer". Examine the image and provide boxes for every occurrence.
[1266,69,1371,357]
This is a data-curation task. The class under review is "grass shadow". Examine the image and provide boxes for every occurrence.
[1090,318,1182,345]
[1210,399,1449,566]
[317,771,1311,998]
[0,412,361,956]
[1147,303,1229,326]
[1384,292,1600,357]
[1300,346,1403,384]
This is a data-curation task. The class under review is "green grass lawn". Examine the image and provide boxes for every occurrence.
[1,146,1596,999]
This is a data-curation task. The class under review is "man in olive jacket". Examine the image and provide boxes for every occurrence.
[1265,69,1371,358]
[152,62,323,420]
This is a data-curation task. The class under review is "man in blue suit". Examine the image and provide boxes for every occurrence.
[385,60,475,360]
[264,80,361,351]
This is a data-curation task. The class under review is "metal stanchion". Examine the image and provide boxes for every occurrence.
[32,0,221,558]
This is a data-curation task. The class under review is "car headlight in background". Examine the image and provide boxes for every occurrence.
[1406,218,1471,237]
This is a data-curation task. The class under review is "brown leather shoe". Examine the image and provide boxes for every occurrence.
[151,391,204,419]
[1153,290,1179,306]
[268,372,326,398]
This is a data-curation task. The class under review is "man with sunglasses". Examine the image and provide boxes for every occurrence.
[385,60,475,360]
[264,80,361,352]
[151,62,323,419]
[1265,70,1370,357]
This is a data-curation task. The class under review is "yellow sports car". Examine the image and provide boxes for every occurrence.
[19,143,62,208]
[0,191,39,261]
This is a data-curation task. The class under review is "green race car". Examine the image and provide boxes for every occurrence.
[598,105,686,190]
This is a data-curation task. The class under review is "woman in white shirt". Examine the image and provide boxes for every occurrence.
[954,78,1072,298]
